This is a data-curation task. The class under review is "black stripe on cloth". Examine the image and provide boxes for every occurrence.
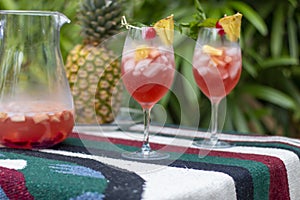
[169,160,253,200]
[0,148,145,200]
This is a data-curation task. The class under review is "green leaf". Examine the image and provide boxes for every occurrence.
[242,85,297,110]
[247,49,264,64]
[287,6,299,60]
[260,57,299,68]
[229,1,268,36]
[207,7,221,19]
[199,18,218,27]
[288,0,298,7]
[242,58,258,78]
[232,102,249,133]
[0,0,17,9]
[221,7,235,16]
[194,0,206,20]
[247,108,267,134]
[271,4,285,57]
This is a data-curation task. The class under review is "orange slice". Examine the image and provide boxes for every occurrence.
[153,14,174,45]
[219,13,242,42]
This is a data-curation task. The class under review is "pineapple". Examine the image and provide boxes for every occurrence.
[65,0,123,124]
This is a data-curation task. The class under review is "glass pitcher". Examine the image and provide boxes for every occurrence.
[0,10,74,149]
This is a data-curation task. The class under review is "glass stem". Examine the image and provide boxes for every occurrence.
[141,108,151,155]
[210,101,220,143]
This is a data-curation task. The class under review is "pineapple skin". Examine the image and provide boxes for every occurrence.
[65,0,124,124]
[65,44,122,124]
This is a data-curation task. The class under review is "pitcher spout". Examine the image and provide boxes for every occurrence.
[55,12,71,27]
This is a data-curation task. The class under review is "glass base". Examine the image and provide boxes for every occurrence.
[193,139,232,148]
[122,150,169,160]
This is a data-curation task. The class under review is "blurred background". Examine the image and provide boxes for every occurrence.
[0,0,299,137]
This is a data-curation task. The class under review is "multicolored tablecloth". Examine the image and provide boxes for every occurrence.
[0,124,300,200]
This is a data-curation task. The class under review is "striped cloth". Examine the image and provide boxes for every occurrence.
[0,124,300,200]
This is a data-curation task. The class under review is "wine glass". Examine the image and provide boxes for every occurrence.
[192,27,242,148]
[121,26,175,160]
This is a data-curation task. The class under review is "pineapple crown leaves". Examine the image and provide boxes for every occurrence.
[77,0,124,44]
[178,0,218,40]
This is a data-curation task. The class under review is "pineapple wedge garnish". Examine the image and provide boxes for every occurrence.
[153,14,174,45]
[202,45,223,56]
[219,13,242,42]
[135,45,151,62]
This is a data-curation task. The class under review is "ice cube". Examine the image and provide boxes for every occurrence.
[218,67,229,79]
[160,55,169,64]
[193,49,201,58]
[158,46,170,53]
[193,54,210,66]
[196,66,208,76]
[133,70,141,76]
[164,64,174,71]
[229,61,242,79]
[135,59,152,71]
[225,47,239,57]
[122,50,135,61]
[123,58,135,72]
[142,63,162,78]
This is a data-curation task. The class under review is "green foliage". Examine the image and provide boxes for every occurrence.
[178,0,218,40]
[125,0,300,137]
[0,0,299,137]
[0,0,81,59]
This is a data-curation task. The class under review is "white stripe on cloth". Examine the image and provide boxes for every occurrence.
[40,149,237,200]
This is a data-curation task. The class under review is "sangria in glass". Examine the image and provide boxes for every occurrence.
[192,14,242,148]
[121,16,175,160]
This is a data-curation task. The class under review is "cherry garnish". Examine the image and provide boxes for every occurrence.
[142,27,156,40]
[216,21,225,36]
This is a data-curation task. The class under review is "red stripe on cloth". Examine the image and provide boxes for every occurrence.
[187,149,290,200]
[70,132,290,199]
[0,166,34,199]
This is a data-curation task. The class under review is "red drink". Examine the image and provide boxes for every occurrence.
[193,45,242,102]
[122,46,175,109]
[0,101,74,149]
